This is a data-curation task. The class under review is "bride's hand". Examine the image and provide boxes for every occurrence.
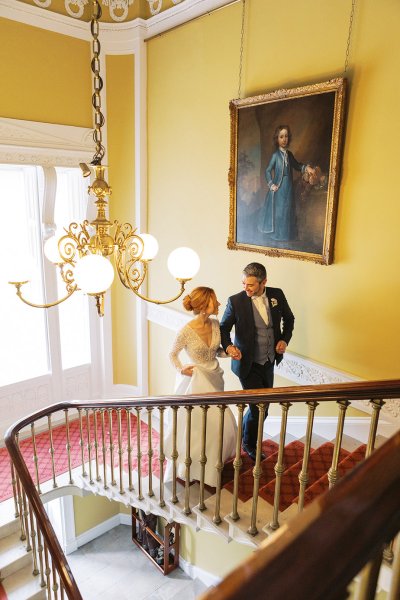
[181,365,195,377]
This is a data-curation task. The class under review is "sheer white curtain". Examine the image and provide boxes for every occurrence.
[0,165,92,387]
[0,165,49,386]
[54,167,91,370]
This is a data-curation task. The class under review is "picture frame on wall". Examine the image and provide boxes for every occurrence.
[228,78,347,265]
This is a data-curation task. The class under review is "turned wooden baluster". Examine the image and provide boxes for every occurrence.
[28,500,39,576]
[85,409,93,484]
[249,403,267,536]
[298,401,318,512]
[31,422,42,494]
[117,408,125,495]
[93,409,100,482]
[147,407,154,497]
[10,461,19,518]
[171,406,179,504]
[48,414,58,488]
[108,409,116,486]
[136,407,144,501]
[22,490,31,551]
[328,399,350,489]
[100,409,108,490]
[78,409,87,477]
[184,406,193,516]
[43,542,51,597]
[198,405,209,512]
[126,408,134,492]
[213,405,226,525]
[269,402,292,532]
[230,404,245,522]
[36,526,46,589]
[64,409,74,485]
[51,558,59,599]
[159,406,166,508]
[366,399,385,458]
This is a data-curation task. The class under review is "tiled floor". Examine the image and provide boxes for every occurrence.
[67,525,208,600]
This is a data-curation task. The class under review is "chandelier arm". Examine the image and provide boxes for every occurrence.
[10,282,78,309]
[129,279,189,305]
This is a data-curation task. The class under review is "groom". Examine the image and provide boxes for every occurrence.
[220,262,295,461]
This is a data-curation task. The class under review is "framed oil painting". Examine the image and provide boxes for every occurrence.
[228,78,347,265]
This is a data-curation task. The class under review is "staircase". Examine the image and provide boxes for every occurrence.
[0,499,45,600]
[3,379,400,598]
[77,431,369,549]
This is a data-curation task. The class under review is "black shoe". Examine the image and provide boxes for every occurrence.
[242,442,265,461]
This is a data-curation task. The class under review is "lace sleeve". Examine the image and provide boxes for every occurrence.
[169,328,187,372]
[216,347,229,358]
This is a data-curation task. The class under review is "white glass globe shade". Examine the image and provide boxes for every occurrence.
[167,247,200,280]
[139,233,159,261]
[74,254,115,294]
[44,233,64,264]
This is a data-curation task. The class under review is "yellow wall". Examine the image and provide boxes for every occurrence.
[106,54,137,385]
[146,0,400,395]
[180,525,252,578]
[73,494,120,536]
[0,18,91,126]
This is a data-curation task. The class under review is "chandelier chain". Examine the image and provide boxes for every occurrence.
[343,0,356,75]
[91,0,105,164]
[237,0,246,99]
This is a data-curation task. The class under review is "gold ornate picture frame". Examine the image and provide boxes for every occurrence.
[228,78,347,265]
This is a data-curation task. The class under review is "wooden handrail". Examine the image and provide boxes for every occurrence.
[199,430,400,600]
[5,379,400,437]
[4,378,400,599]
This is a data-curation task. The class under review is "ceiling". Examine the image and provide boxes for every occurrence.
[15,0,184,23]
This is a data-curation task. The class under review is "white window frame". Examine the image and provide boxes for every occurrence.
[0,117,113,439]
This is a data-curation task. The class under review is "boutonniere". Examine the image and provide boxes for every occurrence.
[271,298,278,307]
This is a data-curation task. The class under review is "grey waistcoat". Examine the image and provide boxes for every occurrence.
[251,300,275,365]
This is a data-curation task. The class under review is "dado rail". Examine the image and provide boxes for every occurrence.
[4,379,400,599]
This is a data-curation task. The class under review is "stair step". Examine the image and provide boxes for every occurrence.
[2,564,46,600]
[224,440,307,503]
[221,439,279,486]
[259,442,349,511]
[224,496,273,548]
[292,445,367,507]
[0,530,32,579]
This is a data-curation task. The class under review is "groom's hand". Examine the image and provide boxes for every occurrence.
[227,345,242,360]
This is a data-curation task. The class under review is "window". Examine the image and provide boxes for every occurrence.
[0,164,91,387]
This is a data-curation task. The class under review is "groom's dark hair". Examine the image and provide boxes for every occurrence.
[243,262,267,282]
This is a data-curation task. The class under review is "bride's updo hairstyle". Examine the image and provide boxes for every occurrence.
[183,287,217,314]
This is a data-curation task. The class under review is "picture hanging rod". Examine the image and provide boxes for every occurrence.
[145,0,241,43]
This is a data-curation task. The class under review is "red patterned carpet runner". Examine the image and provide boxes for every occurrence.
[0,412,159,503]
[0,583,8,600]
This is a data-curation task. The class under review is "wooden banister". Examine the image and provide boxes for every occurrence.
[199,431,400,600]
[4,378,400,599]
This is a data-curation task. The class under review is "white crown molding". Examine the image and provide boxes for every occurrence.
[144,0,234,39]
[1,0,235,50]
[0,117,93,166]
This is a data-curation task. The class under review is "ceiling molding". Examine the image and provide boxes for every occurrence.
[0,0,235,51]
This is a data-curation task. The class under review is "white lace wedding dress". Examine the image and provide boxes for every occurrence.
[165,318,237,487]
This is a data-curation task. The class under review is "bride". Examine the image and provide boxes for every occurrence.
[165,287,238,487]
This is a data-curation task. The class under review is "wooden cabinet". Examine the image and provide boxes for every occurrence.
[131,508,180,575]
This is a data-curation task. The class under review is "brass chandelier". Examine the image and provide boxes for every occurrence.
[9,0,199,317]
